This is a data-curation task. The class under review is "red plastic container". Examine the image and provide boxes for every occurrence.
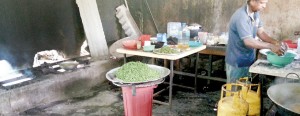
[122,39,137,50]
[283,40,297,49]
[121,85,156,116]
[138,35,151,46]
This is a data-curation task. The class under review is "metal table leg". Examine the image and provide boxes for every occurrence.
[123,54,127,63]
[169,60,174,109]
[194,53,200,93]
[207,54,212,85]
[259,74,264,115]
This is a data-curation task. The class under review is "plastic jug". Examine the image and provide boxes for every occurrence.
[167,22,181,39]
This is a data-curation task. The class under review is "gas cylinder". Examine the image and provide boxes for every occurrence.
[217,83,249,116]
[237,77,261,116]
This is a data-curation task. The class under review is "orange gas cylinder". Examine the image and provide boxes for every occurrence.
[217,83,249,116]
[237,77,261,116]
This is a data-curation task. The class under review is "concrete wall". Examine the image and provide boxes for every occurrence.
[1,0,300,68]
[0,60,120,115]
[98,0,300,47]
[262,0,300,39]
[0,0,85,68]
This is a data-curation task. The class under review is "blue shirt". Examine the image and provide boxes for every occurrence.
[225,4,263,67]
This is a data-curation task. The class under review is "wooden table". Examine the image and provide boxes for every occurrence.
[116,45,206,109]
[197,45,227,83]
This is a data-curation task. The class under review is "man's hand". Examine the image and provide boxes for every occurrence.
[270,42,285,56]
[280,42,288,53]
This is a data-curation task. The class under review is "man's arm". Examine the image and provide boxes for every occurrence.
[243,37,273,49]
[243,27,283,55]
[257,27,279,45]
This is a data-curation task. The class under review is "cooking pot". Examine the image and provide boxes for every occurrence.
[267,82,300,116]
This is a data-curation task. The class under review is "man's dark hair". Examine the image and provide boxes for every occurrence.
[247,0,259,4]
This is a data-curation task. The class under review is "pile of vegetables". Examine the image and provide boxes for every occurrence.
[116,61,160,83]
[157,46,179,54]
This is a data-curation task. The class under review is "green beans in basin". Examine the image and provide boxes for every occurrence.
[116,61,160,83]
[157,46,179,54]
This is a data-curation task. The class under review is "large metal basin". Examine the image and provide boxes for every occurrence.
[267,83,300,116]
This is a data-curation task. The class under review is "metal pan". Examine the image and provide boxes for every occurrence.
[267,83,300,116]
[106,64,170,84]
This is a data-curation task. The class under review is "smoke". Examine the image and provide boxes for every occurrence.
[268,75,300,113]
[0,46,16,68]
[0,60,33,87]
[0,60,17,77]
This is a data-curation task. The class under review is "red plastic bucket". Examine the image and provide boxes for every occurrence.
[138,35,151,47]
[121,85,156,116]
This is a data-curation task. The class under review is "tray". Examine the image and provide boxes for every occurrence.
[106,64,170,84]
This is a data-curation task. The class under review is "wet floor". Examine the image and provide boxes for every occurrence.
[20,81,218,116]
[20,75,274,116]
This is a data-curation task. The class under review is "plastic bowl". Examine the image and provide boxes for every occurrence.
[152,41,165,48]
[267,52,296,67]
[283,40,297,49]
[122,40,137,50]
[189,41,202,47]
[143,45,155,52]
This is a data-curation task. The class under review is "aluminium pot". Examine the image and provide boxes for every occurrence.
[267,83,300,116]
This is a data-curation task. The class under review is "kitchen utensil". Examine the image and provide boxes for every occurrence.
[267,83,300,115]
[122,39,137,50]
[105,64,170,84]
[189,41,202,47]
[260,49,299,59]
[267,52,296,67]
[143,45,155,52]
[188,23,202,39]
[109,37,135,58]
[284,40,297,49]
[138,35,151,46]
[152,41,164,48]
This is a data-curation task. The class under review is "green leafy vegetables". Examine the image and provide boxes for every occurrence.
[116,62,160,83]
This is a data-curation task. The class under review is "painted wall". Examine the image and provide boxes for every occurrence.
[97,0,300,46]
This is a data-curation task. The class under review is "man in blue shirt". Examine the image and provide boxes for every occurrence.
[225,0,285,83]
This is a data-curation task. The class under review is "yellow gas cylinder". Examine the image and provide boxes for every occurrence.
[237,77,261,116]
[217,83,249,116]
